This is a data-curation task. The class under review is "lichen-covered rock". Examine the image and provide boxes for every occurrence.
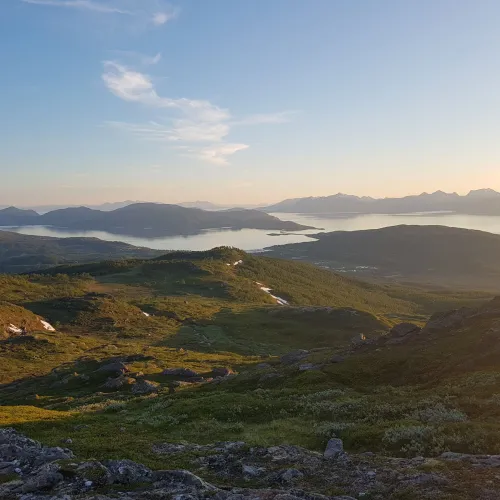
[162,368,200,378]
[103,375,136,390]
[97,361,130,375]
[324,439,344,459]
[102,459,153,484]
[131,379,159,395]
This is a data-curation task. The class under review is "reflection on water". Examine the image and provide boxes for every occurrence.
[0,225,316,251]
[2,211,500,251]
[271,212,500,235]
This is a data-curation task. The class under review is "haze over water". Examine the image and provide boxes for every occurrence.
[2,212,500,252]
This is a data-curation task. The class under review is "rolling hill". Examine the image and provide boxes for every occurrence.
[267,225,500,290]
[0,231,163,273]
[0,203,313,237]
[0,248,498,499]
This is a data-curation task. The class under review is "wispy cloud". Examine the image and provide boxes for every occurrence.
[102,61,293,165]
[21,0,178,28]
[22,0,131,14]
[152,11,175,26]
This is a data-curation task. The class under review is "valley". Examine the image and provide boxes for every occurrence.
[1,246,499,499]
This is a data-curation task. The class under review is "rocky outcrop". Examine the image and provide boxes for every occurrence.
[2,429,497,499]
[131,379,160,394]
[280,350,309,365]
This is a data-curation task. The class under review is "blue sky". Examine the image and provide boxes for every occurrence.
[1,0,500,205]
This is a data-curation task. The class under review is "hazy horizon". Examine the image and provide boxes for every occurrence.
[2,1,500,205]
[3,187,500,211]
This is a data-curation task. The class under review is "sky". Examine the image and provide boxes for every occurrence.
[1,0,500,205]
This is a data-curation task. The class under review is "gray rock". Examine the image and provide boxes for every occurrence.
[280,350,309,365]
[162,368,200,378]
[324,438,344,459]
[242,465,266,478]
[103,459,152,484]
[76,460,113,486]
[131,379,159,395]
[279,468,304,483]
[298,363,319,371]
[152,469,217,491]
[103,375,137,390]
[20,463,63,493]
[97,361,129,375]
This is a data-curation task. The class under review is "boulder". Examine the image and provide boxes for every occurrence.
[97,361,129,375]
[76,460,113,486]
[298,363,319,371]
[280,350,309,365]
[162,368,201,378]
[324,438,344,459]
[20,463,64,493]
[103,375,136,391]
[132,379,160,395]
[102,459,153,484]
[278,468,304,483]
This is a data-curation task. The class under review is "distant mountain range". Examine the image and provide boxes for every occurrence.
[0,203,312,237]
[265,189,500,214]
[267,224,500,290]
[2,200,261,213]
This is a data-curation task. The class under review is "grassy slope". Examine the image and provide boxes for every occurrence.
[0,247,499,495]
[0,230,163,273]
[267,225,500,291]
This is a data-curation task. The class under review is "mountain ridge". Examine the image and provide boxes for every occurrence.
[265,188,500,214]
[0,203,313,236]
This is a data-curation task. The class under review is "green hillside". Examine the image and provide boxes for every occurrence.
[0,230,163,273]
[268,225,500,290]
[0,248,499,499]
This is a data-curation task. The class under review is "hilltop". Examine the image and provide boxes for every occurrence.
[265,188,500,215]
[267,225,500,290]
[0,231,163,273]
[0,203,313,237]
[0,248,498,499]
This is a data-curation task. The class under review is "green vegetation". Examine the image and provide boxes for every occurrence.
[0,230,163,273]
[268,225,500,290]
[0,246,499,499]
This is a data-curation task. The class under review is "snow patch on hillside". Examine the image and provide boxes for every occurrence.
[255,282,289,306]
[41,320,56,332]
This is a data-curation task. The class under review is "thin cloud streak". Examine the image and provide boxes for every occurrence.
[21,0,178,28]
[102,61,293,165]
[22,0,132,14]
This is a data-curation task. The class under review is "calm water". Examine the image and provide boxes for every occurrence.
[2,212,500,251]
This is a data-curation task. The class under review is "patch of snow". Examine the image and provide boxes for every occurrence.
[41,320,56,332]
[257,284,289,306]
[84,480,93,487]
[142,311,150,317]
[7,324,22,334]
[233,260,243,266]
[226,263,231,266]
